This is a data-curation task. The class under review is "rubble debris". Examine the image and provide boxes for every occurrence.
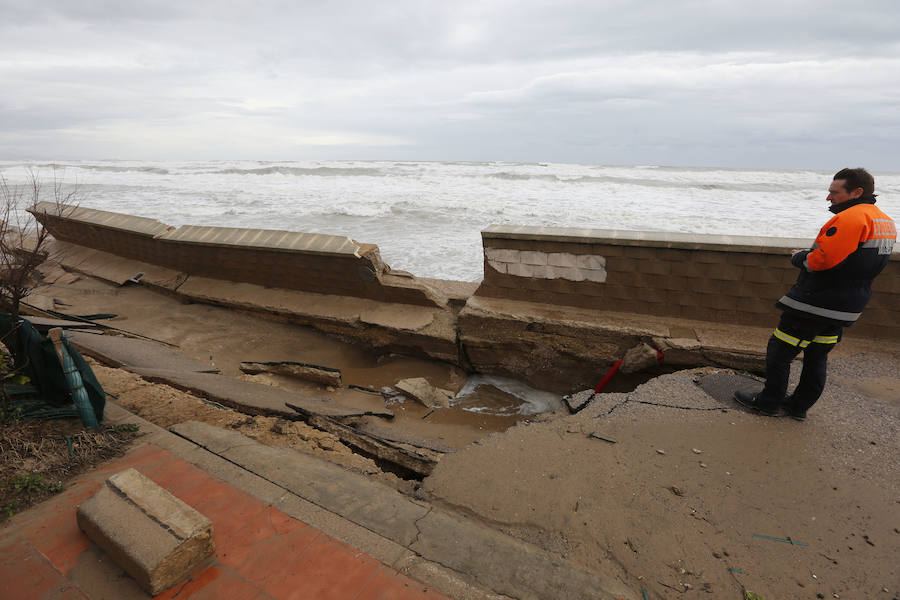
[239,360,342,387]
[77,468,214,595]
[395,377,453,409]
[620,342,662,374]
[563,389,595,414]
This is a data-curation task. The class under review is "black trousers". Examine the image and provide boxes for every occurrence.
[758,313,843,412]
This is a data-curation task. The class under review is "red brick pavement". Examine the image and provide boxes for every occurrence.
[0,444,447,600]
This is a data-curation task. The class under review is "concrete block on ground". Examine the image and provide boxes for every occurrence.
[76,468,214,595]
[395,377,453,408]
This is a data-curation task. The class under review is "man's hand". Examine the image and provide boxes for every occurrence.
[791,249,805,257]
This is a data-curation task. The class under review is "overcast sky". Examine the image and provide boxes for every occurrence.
[1,0,898,168]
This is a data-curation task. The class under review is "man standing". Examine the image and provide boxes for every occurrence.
[735,168,896,420]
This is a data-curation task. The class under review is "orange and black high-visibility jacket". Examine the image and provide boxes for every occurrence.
[777,195,896,326]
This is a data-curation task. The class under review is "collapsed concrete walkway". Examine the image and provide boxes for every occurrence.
[2,401,635,599]
[0,421,447,600]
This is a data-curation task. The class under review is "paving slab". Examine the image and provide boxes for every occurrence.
[67,327,395,420]
[170,421,428,545]
[135,367,393,420]
[170,421,624,600]
[411,509,623,600]
[24,316,99,330]
[3,441,445,600]
[67,330,219,374]
[101,402,496,600]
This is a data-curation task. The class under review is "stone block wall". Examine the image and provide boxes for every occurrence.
[30,202,443,308]
[477,225,900,339]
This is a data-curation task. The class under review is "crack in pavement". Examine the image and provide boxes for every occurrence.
[410,506,433,547]
[633,400,724,411]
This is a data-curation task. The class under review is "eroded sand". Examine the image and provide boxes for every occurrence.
[421,365,900,599]
[26,269,900,600]
[34,272,528,449]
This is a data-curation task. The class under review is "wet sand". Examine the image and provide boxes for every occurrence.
[31,271,529,450]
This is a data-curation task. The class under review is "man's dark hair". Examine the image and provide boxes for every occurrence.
[834,167,875,196]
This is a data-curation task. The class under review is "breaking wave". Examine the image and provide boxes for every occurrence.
[212,166,384,177]
[482,171,560,182]
[34,164,171,175]
[564,174,806,192]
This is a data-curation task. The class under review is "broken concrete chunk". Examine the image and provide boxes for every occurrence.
[239,360,342,387]
[620,342,660,374]
[395,377,453,409]
[652,336,704,366]
[76,468,214,595]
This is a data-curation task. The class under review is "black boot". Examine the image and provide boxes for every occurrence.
[733,390,781,417]
[781,395,807,421]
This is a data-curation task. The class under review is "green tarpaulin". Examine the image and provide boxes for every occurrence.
[0,314,105,426]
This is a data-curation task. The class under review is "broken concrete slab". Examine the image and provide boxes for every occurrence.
[294,411,442,477]
[76,468,214,595]
[132,368,392,420]
[176,276,459,363]
[395,377,453,409]
[410,509,623,600]
[67,330,220,374]
[652,336,703,366]
[169,421,622,600]
[619,342,660,374]
[44,240,189,291]
[239,360,342,387]
[170,421,428,545]
[23,316,99,330]
[352,418,456,454]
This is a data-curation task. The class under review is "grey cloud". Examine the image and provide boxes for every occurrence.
[0,1,898,168]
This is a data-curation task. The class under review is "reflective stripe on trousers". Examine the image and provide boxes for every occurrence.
[773,328,840,348]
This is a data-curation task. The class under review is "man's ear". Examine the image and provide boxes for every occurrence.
[849,187,864,200]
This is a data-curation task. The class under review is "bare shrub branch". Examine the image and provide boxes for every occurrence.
[0,169,77,321]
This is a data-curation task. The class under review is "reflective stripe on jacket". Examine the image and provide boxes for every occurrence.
[777,196,896,325]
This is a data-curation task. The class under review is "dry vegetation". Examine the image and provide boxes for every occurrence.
[0,418,140,522]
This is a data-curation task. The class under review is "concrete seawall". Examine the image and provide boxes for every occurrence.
[30,203,900,390]
[30,202,445,308]
[476,225,900,340]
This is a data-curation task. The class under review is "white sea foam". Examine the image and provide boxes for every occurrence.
[2,160,898,282]
[455,374,563,415]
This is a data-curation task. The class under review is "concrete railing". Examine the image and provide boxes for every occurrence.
[29,202,444,308]
[476,225,900,339]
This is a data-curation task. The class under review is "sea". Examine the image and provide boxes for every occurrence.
[2,160,898,282]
